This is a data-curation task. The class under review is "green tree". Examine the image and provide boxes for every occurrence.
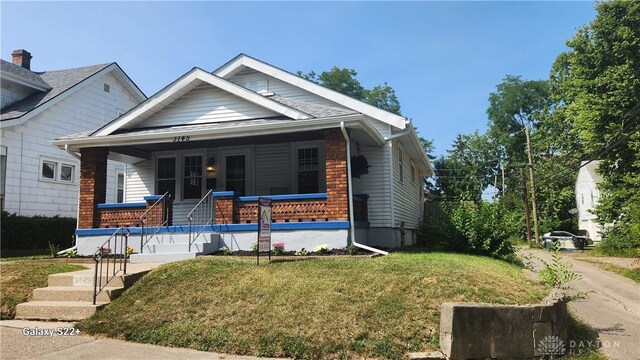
[550,0,640,251]
[298,67,401,115]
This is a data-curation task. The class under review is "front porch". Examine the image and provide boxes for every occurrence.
[72,128,377,259]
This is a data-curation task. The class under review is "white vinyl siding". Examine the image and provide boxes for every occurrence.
[137,83,279,128]
[254,143,291,195]
[0,72,139,217]
[351,141,392,228]
[125,160,153,202]
[391,140,422,229]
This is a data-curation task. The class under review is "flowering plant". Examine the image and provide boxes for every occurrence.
[272,242,285,256]
[100,246,111,256]
[314,244,330,255]
[126,247,135,257]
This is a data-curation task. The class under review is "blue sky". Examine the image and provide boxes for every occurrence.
[1,1,597,157]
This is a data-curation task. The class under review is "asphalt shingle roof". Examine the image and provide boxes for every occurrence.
[269,94,358,118]
[1,62,112,121]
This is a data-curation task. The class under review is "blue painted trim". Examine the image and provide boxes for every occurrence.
[237,193,328,202]
[212,191,235,197]
[96,202,146,209]
[144,195,163,201]
[75,221,350,236]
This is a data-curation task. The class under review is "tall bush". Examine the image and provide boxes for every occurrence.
[1,212,76,252]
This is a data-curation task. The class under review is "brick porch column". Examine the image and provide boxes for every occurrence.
[78,147,108,228]
[324,129,349,221]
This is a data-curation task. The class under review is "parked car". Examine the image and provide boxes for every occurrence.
[542,231,593,250]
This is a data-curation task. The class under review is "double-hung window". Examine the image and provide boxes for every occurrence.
[297,147,319,193]
[156,157,176,199]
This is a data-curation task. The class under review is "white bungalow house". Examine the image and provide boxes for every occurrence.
[54,54,433,262]
[575,160,605,241]
[0,49,145,217]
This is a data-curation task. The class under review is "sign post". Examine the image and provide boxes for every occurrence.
[257,197,272,265]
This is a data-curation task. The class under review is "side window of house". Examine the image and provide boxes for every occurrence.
[183,155,202,200]
[116,171,125,203]
[40,158,75,184]
[398,149,404,183]
[297,147,319,193]
[156,157,176,199]
[411,162,416,184]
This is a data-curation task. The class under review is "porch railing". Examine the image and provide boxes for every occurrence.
[93,227,128,305]
[187,189,214,252]
[139,192,170,254]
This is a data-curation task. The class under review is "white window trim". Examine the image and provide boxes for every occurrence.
[152,149,208,203]
[291,140,325,194]
[115,170,125,203]
[220,147,254,197]
[38,156,77,184]
[182,153,204,201]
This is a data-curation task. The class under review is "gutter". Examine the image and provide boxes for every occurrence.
[340,121,389,256]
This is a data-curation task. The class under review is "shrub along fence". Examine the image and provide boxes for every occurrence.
[1,212,76,253]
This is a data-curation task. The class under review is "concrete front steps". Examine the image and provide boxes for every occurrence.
[15,264,153,321]
[129,232,219,264]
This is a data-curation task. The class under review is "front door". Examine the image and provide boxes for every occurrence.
[225,154,246,196]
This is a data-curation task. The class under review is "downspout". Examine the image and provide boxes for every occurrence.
[340,122,389,256]
[65,144,82,230]
[65,144,82,161]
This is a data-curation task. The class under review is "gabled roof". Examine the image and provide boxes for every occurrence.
[213,54,408,129]
[92,67,315,137]
[1,59,50,90]
[1,62,146,123]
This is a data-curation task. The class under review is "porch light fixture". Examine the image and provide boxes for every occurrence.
[206,157,216,173]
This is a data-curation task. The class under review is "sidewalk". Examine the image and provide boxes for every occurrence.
[0,320,283,360]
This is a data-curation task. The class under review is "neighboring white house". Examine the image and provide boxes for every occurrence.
[54,54,433,260]
[0,49,146,217]
[575,160,605,241]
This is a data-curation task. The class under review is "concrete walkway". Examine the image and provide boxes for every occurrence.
[0,320,283,360]
[522,249,640,360]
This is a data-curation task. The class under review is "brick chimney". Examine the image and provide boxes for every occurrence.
[11,49,32,70]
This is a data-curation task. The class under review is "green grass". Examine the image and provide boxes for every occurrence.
[79,252,546,359]
[565,313,608,360]
[0,261,86,319]
[575,258,640,283]
[589,246,640,258]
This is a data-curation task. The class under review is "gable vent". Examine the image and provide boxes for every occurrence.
[103,83,110,93]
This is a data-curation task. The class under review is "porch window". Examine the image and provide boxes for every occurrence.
[116,171,125,203]
[226,155,246,196]
[157,157,176,199]
[297,147,319,193]
[183,155,202,200]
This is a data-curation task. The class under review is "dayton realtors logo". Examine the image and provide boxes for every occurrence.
[537,335,566,359]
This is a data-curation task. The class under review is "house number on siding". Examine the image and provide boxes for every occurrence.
[172,136,190,142]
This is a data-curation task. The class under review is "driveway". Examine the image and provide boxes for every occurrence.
[522,249,640,360]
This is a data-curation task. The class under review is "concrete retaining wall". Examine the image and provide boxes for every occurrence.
[440,292,568,359]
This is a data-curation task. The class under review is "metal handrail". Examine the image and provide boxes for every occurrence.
[140,192,170,254]
[93,227,128,305]
[188,189,214,252]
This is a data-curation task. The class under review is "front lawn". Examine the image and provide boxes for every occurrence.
[0,261,86,319]
[79,252,546,359]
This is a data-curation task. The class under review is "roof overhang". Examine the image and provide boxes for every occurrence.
[0,71,51,92]
[394,121,433,177]
[92,68,313,137]
[214,54,408,130]
[1,63,145,128]
[53,114,384,152]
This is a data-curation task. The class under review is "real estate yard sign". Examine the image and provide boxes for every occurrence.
[257,197,272,264]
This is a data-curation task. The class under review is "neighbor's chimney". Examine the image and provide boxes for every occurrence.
[12,49,32,70]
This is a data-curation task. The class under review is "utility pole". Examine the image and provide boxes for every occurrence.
[524,125,540,244]
[519,169,532,244]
